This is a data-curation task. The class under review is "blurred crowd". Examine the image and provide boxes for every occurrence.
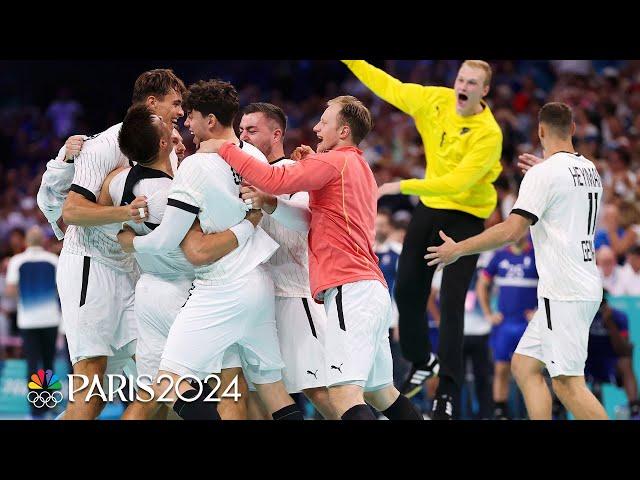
[2,60,640,418]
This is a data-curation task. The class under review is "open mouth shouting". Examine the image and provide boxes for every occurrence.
[457,92,469,109]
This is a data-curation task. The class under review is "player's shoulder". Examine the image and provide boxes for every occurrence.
[108,166,131,189]
[273,158,295,167]
[525,158,554,178]
[427,86,454,98]
[177,152,229,179]
[78,123,122,156]
[7,251,25,266]
[176,153,204,171]
[240,141,268,163]
[83,123,121,146]
[475,111,503,139]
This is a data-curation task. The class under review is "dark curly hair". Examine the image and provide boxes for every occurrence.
[118,104,162,165]
[183,79,239,127]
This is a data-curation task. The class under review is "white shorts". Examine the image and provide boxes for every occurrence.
[160,265,283,385]
[276,296,327,393]
[515,297,599,378]
[75,340,137,377]
[136,274,241,385]
[57,251,138,365]
[323,280,394,392]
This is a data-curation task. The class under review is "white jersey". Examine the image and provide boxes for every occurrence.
[5,247,61,329]
[109,165,194,280]
[62,123,134,272]
[511,151,603,302]
[168,141,279,284]
[57,123,180,272]
[259,158,312,297]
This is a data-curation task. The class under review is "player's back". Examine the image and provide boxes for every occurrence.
[516,152,603,301]
[169,141,278,284]
[63,123,134,272]
[109,165,194,280]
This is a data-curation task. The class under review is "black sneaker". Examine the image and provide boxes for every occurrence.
[431,394,454,420]
[401,353,440,398]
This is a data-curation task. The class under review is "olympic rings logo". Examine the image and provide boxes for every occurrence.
[27,390,63,408]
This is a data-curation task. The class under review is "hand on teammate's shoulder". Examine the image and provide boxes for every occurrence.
[291,145,314,161]
[517,153,543,174]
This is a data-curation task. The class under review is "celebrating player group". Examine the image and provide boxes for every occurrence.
[37,60,607,420]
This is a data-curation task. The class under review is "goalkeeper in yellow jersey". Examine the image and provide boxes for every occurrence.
[342,60,503,419]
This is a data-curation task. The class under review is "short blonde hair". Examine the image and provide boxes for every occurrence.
[462,60,492,87]
[327,95,373,145]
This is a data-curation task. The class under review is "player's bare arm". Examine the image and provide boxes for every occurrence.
[476,273,503,325]
[63,189,148,227]
[96,167,128,206]
[425,213,531,270]
[180,210,262,266]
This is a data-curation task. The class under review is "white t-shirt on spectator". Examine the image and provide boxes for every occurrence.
[5,246,61,329]
[600,265,626,296]
[616,263,640,296]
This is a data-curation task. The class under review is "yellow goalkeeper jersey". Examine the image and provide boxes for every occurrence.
[343,60,503,219]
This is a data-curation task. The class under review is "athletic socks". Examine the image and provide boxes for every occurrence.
[341,404,376,420]
[173,388,221,420]
[381,394,423,420]
[272,404,304,420]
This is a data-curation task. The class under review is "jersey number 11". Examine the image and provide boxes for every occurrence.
[587,192,599,235]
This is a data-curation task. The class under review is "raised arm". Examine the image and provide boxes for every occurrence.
[37,135,85,238]
[341,60,439,116]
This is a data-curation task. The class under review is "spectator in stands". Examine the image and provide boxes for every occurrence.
[4,226,61,419]
[45,87,84,139]
[595,203,638,256]
[618,245,640,295]
[585,290,640,420]
[597,246,625,295]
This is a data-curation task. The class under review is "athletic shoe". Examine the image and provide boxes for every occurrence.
[431,393,454,420]
[401,353,440,398]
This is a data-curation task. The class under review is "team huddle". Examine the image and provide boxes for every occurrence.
[37,69,423,420]
[37,63,609,421]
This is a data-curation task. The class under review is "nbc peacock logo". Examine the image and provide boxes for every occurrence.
[26,369,63,409]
